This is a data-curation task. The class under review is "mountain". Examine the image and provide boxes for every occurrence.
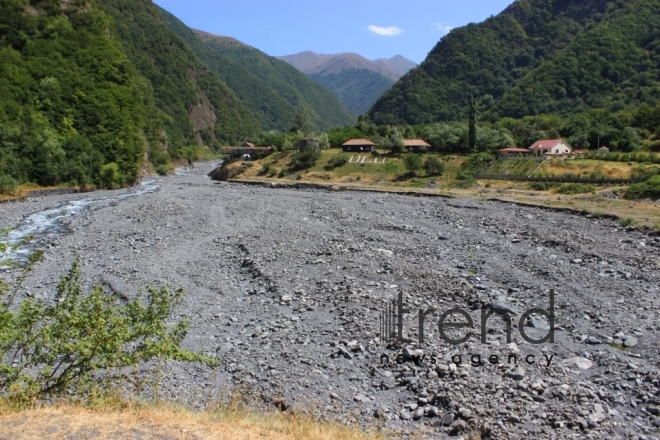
[98,0,260,148]
[368,0,660,125]
[156,8,355,131]
[277,51,416,114]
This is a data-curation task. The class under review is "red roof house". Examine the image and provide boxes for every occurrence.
[528,139,572,158]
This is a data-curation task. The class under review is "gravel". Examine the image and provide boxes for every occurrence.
[1,163,660,439]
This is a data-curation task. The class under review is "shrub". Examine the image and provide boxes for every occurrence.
[404,154,423,175]
[0,175,19,196]
[324,155,348,170]
[457,152,494,180]
[617,217,636,227]
[99,163,124,189]
[624,175,660,199]
[155,165,171,176]
[288,150,320,172]
[554,183,596,195]
[0,259,215,405]
[424,156,445,176]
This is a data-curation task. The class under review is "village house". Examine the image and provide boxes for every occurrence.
[497,147,531,159]
[342,139,376,153]
[404,139,431,153]
[528,139,573,158]
[241,142,255,148]
[299,136,320,153]
[598,146,610,153]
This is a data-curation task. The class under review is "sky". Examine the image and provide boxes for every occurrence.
[152,0,514,64]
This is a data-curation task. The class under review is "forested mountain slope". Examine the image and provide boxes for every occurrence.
[0,0,159,187]
[98,0,260,148]
[191,30,356,130]
[368,0,660,125]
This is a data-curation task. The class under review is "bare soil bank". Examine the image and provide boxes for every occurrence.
[2,163,660,439]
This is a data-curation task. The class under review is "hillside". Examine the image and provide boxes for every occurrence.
[309,69,394,114]
[0,0,163,188]
[156,11,355,131]
[98,0,260,149]
[277,51,415,114]
[368,0,660,125]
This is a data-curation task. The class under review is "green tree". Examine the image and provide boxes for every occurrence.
[295,106,314,134]
[390,127,405,154]
[404,154,423,175]
[424,156,445,176]
[468,95,478,153]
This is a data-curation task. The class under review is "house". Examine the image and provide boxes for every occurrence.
[498,148,531,159]
[598,146,610,153]
[241,142,255,148]
[342,139,376,152]
[528,139,572,158]
[299,136,320,153]
[404,139,431,153]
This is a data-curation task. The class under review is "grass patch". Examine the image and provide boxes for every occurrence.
[554,183,596,195]
[624,175,660,200]
[608,343,631,352]
[617,217,637,227]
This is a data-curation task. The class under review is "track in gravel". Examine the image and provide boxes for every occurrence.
[2,163,660,439]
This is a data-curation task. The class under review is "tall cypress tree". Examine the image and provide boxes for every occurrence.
[468,95,477,153]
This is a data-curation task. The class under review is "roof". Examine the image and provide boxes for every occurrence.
[243,142,255,148]
[574,149,587,153]
[498,148,530,153]
[599,146,610,150]
[342,139,376,146]
[403,139,431,147]
[528,139,565,150]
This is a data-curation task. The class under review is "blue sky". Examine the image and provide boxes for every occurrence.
[153,0,513,63]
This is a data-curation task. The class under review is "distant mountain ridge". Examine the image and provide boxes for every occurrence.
[277,51,416,114]
[277,51,416,81]
[156,11,356,131]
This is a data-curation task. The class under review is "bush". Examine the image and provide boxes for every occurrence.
[324,155,348,170]
[0,259,215,405]
[424,156,445,176]
[258,163,276,176]
[554,183,596,195]
[457,152,494,180]
[0,175,19,196]
[624,175,660,199]
[99,163,124,189]
[404,154,423,175]
[155,165,171,176]
[288,150,320,172]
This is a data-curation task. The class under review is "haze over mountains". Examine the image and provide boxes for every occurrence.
[277,51,416,114]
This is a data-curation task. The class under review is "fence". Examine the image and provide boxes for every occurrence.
[476,174,645,184]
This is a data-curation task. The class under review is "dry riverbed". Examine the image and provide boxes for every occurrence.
[1,163,660,439]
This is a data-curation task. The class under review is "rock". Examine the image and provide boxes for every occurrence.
[451,419,467,432]
[441,413,455,426]
[623,337,638,347]
[586,336,602,345]
[509,415,521,424]
[413,407,424,420]
[527,315,550,330]
[376,248,394,256]
[559,357,592,370]
[491,300,518,315]
[400,410,411,420]
[506,366,526,380]
[458,408,472,419]
[427,406,439,418]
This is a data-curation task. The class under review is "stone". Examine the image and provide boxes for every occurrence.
[376,248,394,256]
[586,336,602,345]
[400,410,411,420]
[413,407,424,420]
[491,300,518,315]
[506,366,526,380]
[559,357,592,370]
[427,406,439,417]
[623,337,638,347]
[441,413,455,426]
[458,408,472,419]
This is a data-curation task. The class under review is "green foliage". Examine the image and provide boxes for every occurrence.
[258,162,276,177]
[324,155,348,170]
[369,0,660,126]
[403,154,423,175]
[617,217,636,227]
[288,149,320,172]
[0,0,152,187]
[457,152,495,180]
[424,156,445,176]
[295,106,314,134]
[624,175,660,199]
[309,68,394,114]
[0,258,216,405]
[468,96,477,153]
[554,183,596,195]
[0,175,18,196]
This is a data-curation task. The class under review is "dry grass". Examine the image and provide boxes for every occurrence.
[537,159,640,178]
[0,402,388,440]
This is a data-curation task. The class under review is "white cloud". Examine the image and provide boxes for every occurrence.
[367,25,403,37]
[431,22,454,33]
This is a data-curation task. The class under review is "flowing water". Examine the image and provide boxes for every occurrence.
[0,180,160,267]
